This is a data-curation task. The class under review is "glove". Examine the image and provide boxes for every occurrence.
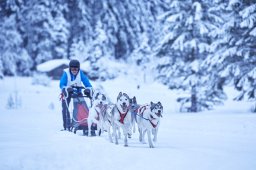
[84,88,93,98]
[84,89,90,96]
[67,87,73,93]
[62,88,68,97]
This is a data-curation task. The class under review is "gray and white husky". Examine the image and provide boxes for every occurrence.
[111,92,132,146]
[87,92,108,136]
[102,103,116,142]
[129,96,140,134]
[136,101,163,148]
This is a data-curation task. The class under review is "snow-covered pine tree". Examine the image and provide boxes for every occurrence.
[153,0,225,112]
[97,0,160,60]
[130,0,164,67]
[18,0,52,68]
[46,0,69,59]
[17,0,69,70]
[85,20,113,80]
[232,1,256,102]
[67,0,162,80]
[204,0,256,105]
[67,0,93,60]
[0,1,32,77]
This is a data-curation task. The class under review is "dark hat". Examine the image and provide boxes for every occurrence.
[69,59,80,68]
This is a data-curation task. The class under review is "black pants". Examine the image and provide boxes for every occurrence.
[62,96,71,130]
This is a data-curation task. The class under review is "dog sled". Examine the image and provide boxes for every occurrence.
[63,86,93,135]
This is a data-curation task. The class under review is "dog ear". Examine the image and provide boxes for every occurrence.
[157,102,163,114]
[133,96,137,103]
[158,102,163,109]
[157,101,162,106]
[117,92,122,101]
[95,92,100,99]
[102,94,106,100]
[150,101,155,111]
[123,93,129,99]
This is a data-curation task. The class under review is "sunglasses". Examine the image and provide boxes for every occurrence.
[70,67,79,71]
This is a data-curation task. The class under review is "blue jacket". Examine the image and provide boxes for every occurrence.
[59,70,92,90]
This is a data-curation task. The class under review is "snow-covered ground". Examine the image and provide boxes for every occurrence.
[0,75,256,170]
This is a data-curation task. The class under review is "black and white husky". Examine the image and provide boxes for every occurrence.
[136,101,163,148]
[111,92,132,146]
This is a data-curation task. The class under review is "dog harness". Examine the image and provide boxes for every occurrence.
[95,108,100,121]
[95,104,108,120]
[100,104,108,117]
[117,109,129,124]
[138,105,159,128]
[138,105,147,115]
[149,118,158,128]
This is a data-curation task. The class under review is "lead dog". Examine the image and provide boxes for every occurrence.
[136,101,163,148]
[111,92,132,146]
[87,92,108,136]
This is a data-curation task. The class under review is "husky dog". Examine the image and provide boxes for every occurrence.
[87,92,108,136]
[101,103,115,142]
[129,96,140,134]
[136,101,163,148]
[111,92,132,146]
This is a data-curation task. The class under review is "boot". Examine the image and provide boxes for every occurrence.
[91,130,96,136]
[83,129,88,136]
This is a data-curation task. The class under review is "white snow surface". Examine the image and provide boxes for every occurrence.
[0,74,256,170]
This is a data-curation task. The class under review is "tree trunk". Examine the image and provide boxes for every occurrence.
[191,85,197,112]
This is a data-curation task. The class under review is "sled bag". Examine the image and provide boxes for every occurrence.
[72,97,89,127]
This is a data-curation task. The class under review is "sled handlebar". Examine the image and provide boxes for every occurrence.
[69,86,92,99]
[70,93,91,99]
